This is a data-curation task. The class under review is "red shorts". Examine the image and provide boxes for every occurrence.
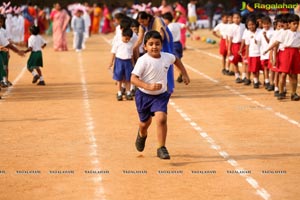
[219,38,227,56]
[278,48,300,74]
[248,56,262,73]
[230,43,242,65]
[260,59,269,70]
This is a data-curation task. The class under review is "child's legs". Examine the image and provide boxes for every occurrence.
[155,111,167,147]
[124,81,131,92]
[139,117,152,137]
[116,81,122,92]
[279,73,287,93]
[76,32,84,50]
[36,67,42,76]
[222,55,226,69]
[274,72,279,87]
[270,71,275,85]
[289,74,298,94]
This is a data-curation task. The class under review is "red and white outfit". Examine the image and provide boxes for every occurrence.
[213,22,228,56]
[256,28,274,69]
[245,29,262,72]
[276,29,300,74]
[228,23,246,65]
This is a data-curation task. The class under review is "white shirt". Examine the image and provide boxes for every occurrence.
[0,31,9,46]
[256,28,274,60]
[111,39,134,60]
[245,29,261,57]
[213,22,228,39]
[28,35,47,51]
[187,3,197,17]
[168,22,184,42]
[269,29,284,51]
[228,23,245,43]
[132,52,176,95]
[276,29,300,48]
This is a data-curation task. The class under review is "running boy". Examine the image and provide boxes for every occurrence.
[131,30,190,159]
[24,25,47,86]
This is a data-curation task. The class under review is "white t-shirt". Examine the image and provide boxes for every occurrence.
[168,22,184,42]
[276,29,300,48]
[228,23,246,43]
[245,29,261,57]
[111,38,134,60]
[213,22,228,39]
[256,28,274,60]
[132,52,176,95]
[0,31,9,47]
[28,35,47,52]
[187,3,196,17]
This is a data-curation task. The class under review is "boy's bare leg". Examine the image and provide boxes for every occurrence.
[155,112,167,147]
[139,117,152,137]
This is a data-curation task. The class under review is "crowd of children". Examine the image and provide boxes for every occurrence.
[213,12,300,101]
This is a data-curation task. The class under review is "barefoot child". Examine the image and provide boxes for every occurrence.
[131,30,190,159]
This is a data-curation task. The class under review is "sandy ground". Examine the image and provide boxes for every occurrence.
[0,29,299,200]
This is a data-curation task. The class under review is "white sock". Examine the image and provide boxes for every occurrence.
[275,87,279,91]
[253,78,258,83]
[32,71,38,76]
[235,73,240,79]
[117,91,122,96]
[126,91,131,95]
[242,72,246,79]
[121,83,125,88]
[39,76,44,81]
[265,79,270,83]
[130,84,135,91]
[3,77,7,82]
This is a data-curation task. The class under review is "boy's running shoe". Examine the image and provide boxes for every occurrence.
[267,84,274,91]
[126,93,133,100]
[32,75,40,83]
[37,81,46,86]
[117,94,123,101]
[135,130,147,152]
[277,93,286,100]
[235,78,243,83]
[253,82,259,89]
[157,146,170,159]
[291,93,300,101]
[0,81,8,88]
[243,78,251,85]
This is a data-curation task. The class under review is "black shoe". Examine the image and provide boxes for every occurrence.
[117,93,123,101]
[177,74,183,83]
[291,93,300,101]
[135,130,147,152]
[125,93,133,100]
[253,82,259,88]
[243,78,251,85]
[157,146,170,159]
[121,87,126,96]
[274,91,279,97]
[32,75,40,84]
[267,84,274,91]
[222,69,227,75]
[227,71,235,76]
[235,77,243,83]
[7,81,13,87]
[277,92,285,100]
[0,81,8,88]
[264,82,270,89]
[37,80,46,86]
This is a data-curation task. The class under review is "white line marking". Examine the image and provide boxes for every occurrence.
[78,53,105,200]
[170,100,271,200]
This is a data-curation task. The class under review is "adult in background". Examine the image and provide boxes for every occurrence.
[187,0,198,30]
[91,3,102,34]
[159,0,173,15]
[23,1,37,45]
[50,2,70,51]
[204,0,215,30]
[101,3,112,34]
[133,11,175,93]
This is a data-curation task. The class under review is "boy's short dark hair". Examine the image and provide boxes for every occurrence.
[131,19,139,28]
[245,15,259,29]
[120,17,132,30]
[144,30,162,45]
[30,25,40,35]
[232,11,241,18]
[287,13,300,23]
[114,12,126,20]
[122,28,133,38]
[162,12,173,22]
[261,16,272,24]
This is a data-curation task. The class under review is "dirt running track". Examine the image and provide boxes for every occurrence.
[0,30,299,200]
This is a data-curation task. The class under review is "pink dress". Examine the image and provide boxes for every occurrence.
[175,3,187,48]
[51,9,70,51]
[101,7,112,34]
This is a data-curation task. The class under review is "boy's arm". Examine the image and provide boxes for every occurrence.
[24,47,33,53]
[6,43,25,56]
[131,74,163,91]
[174,57,190,85]
[239,39,245,56]
[264,41,280,54]
[227,37,232,56]
[42,43,47,49]
[108,53,115,69]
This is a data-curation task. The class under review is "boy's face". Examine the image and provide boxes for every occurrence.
[247,21,256,32]
[122,36,131,43]
[233,14,241,24]
[283,22,288,30]
[131,27,138,34]
[221,16,228,23]
[227,16,233,23]
[276,22,284,30]
[289,21,299,31]
[144,38,162,58]
[163,18,170,25]
[262,21,271,30]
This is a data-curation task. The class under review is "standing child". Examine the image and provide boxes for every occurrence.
[227,12,246,83]
[24,25,47,86]
[131,30,190,160]
[244,16,262,88]
[0,14,10,87]
[213,12,229,75]
[265,14,300,101]
[71,9,85,52]
[108,28,135,101]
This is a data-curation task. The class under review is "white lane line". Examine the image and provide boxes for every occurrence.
[77,53,106,200]
[0,66,27,101]
[170,100,271,200]
[183,62,300,128]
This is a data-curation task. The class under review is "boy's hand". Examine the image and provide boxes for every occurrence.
[148,83,162,91]
[182,74,190,85]
[18,50,25,57]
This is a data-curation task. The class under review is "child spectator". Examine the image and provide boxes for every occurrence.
[71,9,85,52]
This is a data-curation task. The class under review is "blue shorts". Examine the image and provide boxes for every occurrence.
[173,41,183,59]
[113,58,133,81]
[135,90,171,122]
